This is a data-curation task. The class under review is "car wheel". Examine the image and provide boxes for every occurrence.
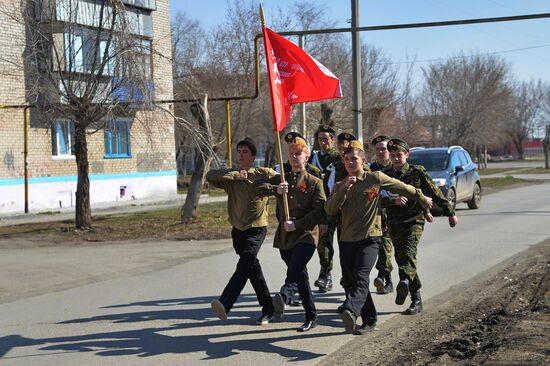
[447,188,456,211]
[467,183,481,209]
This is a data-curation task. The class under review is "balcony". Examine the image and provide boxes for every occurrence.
[111,78,155,104]
[122,0,157,11]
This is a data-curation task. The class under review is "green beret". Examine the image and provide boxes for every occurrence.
[284,131,305,144]
[317,125,336,136]
[337,132,357,143]
[371,135,390,145]
[387,138,410,152]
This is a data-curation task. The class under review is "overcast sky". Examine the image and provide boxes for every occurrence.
[169,0,550,83]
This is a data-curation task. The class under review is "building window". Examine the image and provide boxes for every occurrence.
[104,120,131,158]
[52,120,75,157]
[64,30,115,76]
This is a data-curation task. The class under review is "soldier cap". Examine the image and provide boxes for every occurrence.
[284,131,305,144]
[371,134,390,145]
[291,136,308,148]
[317,125,336,136]
[236,137,257,156]
[349,140,364,152]
[387,138,410,152]
[337,132,357,143]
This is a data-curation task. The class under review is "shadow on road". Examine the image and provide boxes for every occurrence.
[0,293,350,362]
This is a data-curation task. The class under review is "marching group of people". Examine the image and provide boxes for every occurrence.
[206,126,458,335]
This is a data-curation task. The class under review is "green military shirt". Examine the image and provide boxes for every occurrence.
[325,169,428,242]
[206,167,277,231]
[369,159,391,172]
[257,169,326,250]
[382,162,455,225]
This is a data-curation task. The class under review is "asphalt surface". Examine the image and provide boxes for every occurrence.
[1,182,550,365]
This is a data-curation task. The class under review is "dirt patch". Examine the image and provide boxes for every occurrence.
[321,239,550,366]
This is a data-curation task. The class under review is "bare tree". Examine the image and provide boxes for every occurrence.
[12,0,156,228]
[420,53,511,153]
[504,81,541,160]
[181,95,215,223]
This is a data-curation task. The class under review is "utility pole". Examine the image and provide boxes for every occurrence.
[299,35,307,138]
[351,0,362,142]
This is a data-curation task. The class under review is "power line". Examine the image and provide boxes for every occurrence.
[386,43,550,66]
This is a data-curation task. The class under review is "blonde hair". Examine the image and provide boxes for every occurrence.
[288,141,310,156]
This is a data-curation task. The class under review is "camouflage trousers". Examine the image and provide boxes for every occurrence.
[316,223,337,272]
[388,222,424,293]
[375,233,394,275]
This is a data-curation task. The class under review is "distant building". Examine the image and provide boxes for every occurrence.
[0,0,176,213]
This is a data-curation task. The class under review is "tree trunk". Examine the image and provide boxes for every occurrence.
[513,137,524,160]
[74,123,92,229]
[181,95,213,223]
[544,125,550,169]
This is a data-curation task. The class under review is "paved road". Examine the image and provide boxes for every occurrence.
[1,183,550,365]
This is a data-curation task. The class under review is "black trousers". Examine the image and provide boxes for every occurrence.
[279,243,317,322]
[219,227,273,315]
[339,237,381,326]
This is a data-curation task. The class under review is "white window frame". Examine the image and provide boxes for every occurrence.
[52,120,76,159]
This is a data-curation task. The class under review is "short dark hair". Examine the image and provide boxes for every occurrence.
[236,137,257,156]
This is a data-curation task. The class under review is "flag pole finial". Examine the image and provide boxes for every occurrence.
[260,4,266,25]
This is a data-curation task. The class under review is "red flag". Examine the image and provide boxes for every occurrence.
[262,26,342,132]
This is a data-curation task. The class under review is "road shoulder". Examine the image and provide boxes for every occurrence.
[319,238,550,366]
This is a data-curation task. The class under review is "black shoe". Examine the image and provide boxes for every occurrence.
[319,272,333,293]
[337,303,346,314]
[314,270,327,289]
[373,276,385,294]
[211,299,228,320]
[353,322,376,335]
[256,313,274,325]
[272,293,286,318]
[384,281,394,294]
[298,319,318,332]
[404,290,423,315]
[395,279,409,305]
[340,310,356,333]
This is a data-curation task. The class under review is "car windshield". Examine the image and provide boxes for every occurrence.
[408,152,449,171]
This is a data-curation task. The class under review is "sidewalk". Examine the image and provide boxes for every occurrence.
[0,193,228,227]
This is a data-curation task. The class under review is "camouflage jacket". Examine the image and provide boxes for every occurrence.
[382,162,455,225]
[369,159,391,172]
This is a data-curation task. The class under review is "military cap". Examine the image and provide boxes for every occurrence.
[237,137,257,155]
[292,136,308,147]
[349,140,364,151]
[371,134,390,145]
[317,125,336,136]
[387,138,410,152]
[337,132,357,143]
[284,131,305,144]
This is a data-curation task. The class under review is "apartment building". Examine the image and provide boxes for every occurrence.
[0,0,176,214]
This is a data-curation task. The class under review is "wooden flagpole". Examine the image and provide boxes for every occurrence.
[260,4,290,221]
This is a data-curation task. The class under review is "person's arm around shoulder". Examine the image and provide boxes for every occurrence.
[376,171,433,210]
[416,167,458,228]
[252,169,281,197]
[206,168,240,189]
